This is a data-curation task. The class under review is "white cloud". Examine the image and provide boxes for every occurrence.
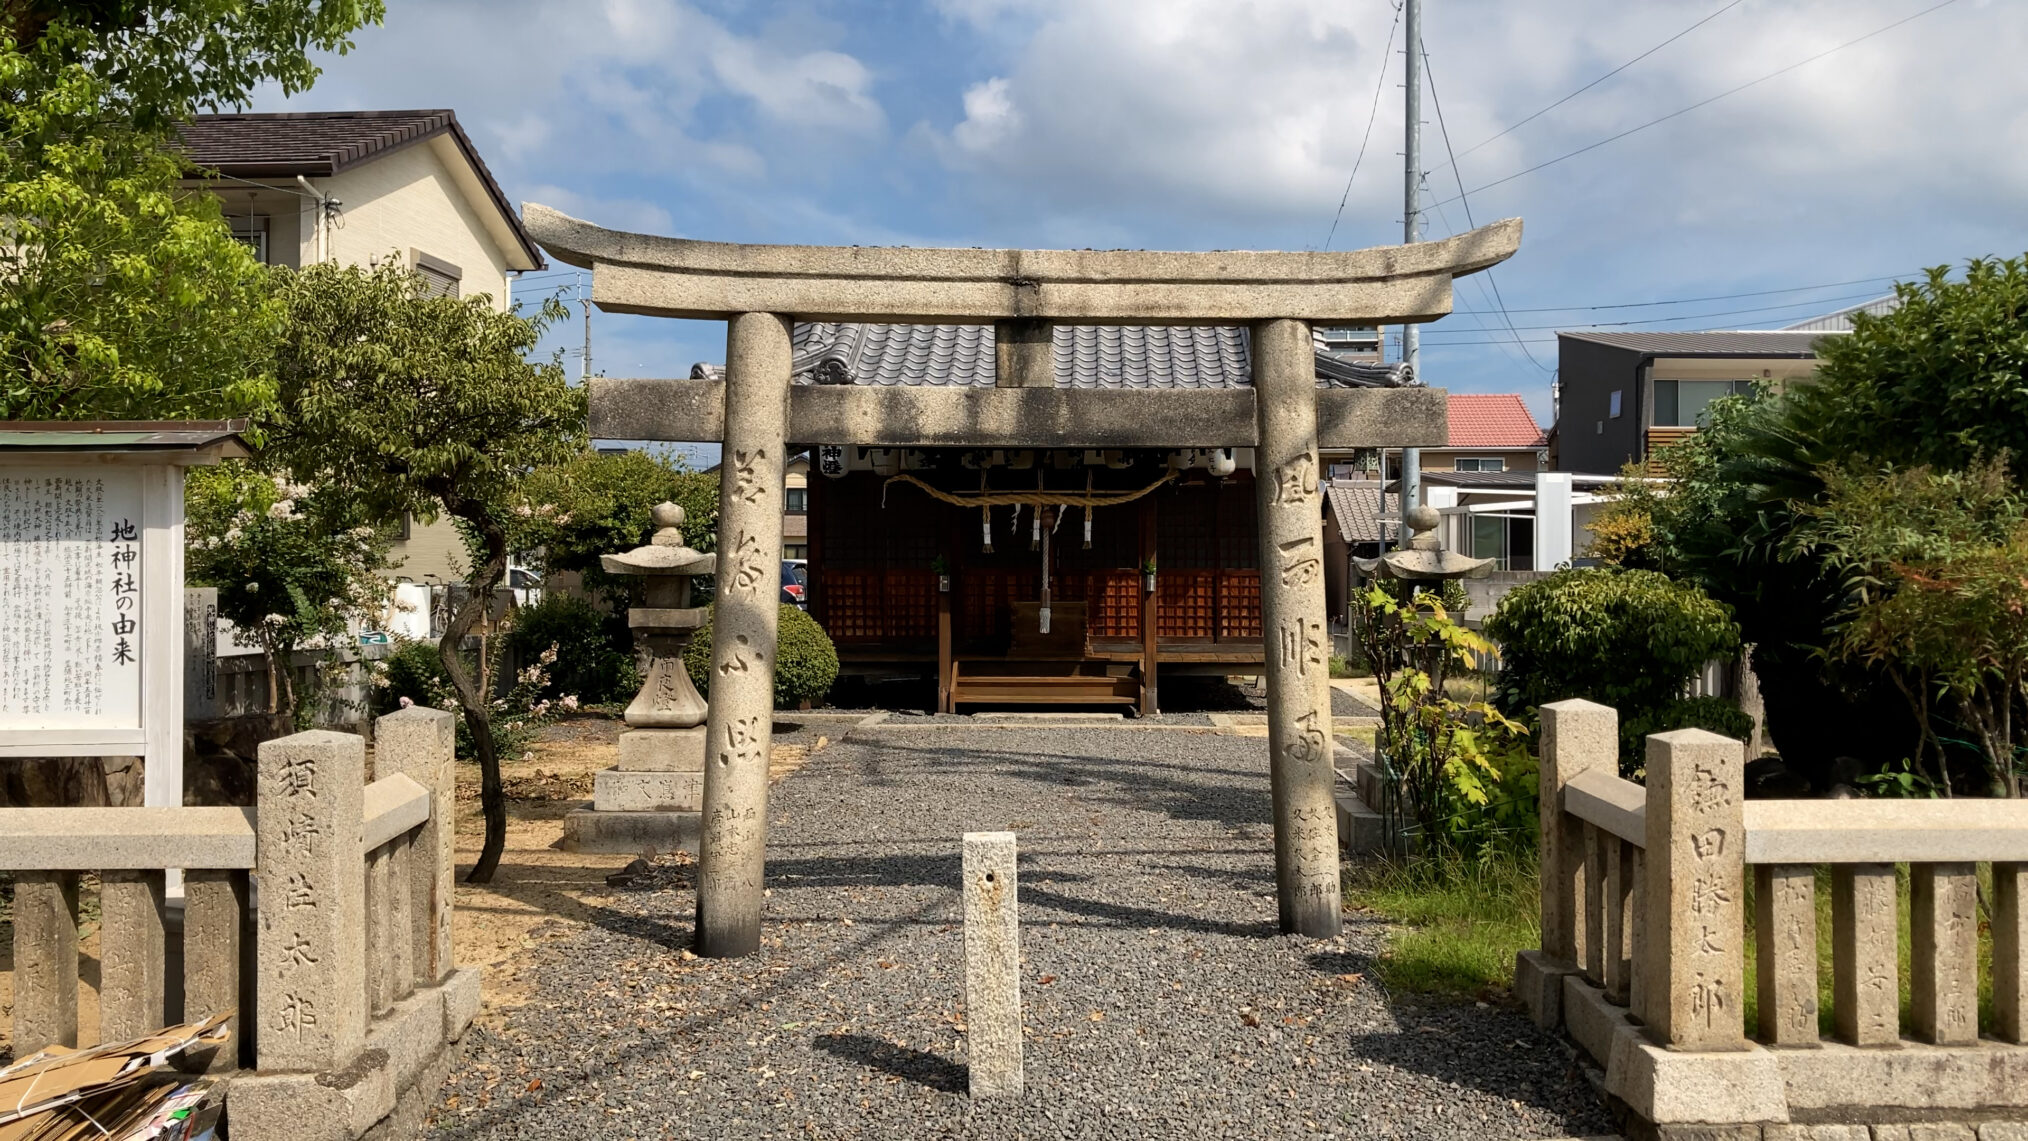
[923,0,2028,251]
[521,184,674,235]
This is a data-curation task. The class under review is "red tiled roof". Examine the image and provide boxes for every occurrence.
[1447,393,1544,449]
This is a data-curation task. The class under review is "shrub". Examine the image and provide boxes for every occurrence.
[505,592,638,705]
[1484,567,1743,767]
[375,637,455,714]
[1625,696,1755,753]
[683,605,839,709]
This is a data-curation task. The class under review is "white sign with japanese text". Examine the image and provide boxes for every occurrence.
[0,468,145,729]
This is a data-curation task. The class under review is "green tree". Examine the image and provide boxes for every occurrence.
[263,261,585,883]
[0,1,382,419]
[1645,260,2028,785]
[185,461,390,724]
[1582,463,1666,570]
[1795,460,2028,797]
[509,449,719,602]
[2,1,383,127]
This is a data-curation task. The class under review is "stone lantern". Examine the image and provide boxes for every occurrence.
[1353,504,1494,582]
[561,502,715,852]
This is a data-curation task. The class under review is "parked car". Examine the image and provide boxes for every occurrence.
[781,560,808,609]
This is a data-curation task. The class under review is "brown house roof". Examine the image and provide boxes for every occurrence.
[179,110,544,269]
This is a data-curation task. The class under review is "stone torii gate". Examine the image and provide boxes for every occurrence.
[525,204,1522,957]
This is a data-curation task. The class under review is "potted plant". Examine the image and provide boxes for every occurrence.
[1140,555,1157,593]
[931,554,951,593]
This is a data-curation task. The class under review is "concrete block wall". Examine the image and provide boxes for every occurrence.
[1517,698,2028,1139]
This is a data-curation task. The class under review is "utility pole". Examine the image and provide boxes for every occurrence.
[1398,0,1423,549]
[578,271,593,381]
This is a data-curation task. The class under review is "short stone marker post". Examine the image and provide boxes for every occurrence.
[1644,728,1747,1051]
[963,831,1022,1098]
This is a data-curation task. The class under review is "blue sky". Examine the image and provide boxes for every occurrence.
[256,0,2028,430]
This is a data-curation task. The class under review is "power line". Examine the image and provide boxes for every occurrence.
[1323,0,1403,251]
[1428,0,1964,209]
[1426,0,1744,180]
[1445,272,1919,315]
[1425,287,1886,335]
[1421,39,1550,373]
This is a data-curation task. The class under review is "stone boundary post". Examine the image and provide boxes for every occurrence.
[255,730,367,1073]
[1251,316,1340,938]
[963,831,1022,1097]
[1644,728,1746,1051]
[2000,862,2027,1043]
[1538,699,1615,969]
[697,311,792,958]
[1832,863,1898,1046]
[375,706,458,984]
[11,872,80,1051]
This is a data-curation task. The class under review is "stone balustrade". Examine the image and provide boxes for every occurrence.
[1,706,478,1141]
[1517,698,2028,1140]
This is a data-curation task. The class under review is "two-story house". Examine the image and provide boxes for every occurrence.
[180,109,546,587]
[1552,331,1830,474]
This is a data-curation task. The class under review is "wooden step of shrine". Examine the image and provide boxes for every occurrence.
[949,667,1141,708]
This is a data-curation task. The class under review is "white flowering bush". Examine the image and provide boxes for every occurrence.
[186,462,393,721]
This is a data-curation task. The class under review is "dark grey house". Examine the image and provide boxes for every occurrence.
[1553,331,1833,473]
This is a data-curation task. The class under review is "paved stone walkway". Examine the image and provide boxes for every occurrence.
[430,720,1614,1140]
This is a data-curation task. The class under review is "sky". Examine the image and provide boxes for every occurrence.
[253,0,2028,429]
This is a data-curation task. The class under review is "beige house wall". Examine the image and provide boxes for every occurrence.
[1649,356,1820,384]
[320,137,517,310]
[388,515,470,584]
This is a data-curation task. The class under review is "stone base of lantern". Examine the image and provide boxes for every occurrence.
[616,726,706,771]
[594,768,702,811]
[560,805,701,854]
[560,727,708,853]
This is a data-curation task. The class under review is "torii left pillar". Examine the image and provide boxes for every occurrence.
[696,312,792,957]
[1254,317,1342,937]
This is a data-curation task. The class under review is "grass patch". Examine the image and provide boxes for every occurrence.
[1344,852,1540,997]
[1328,654,1368,679]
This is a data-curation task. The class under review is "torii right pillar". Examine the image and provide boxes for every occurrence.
[1253,318,1341,937]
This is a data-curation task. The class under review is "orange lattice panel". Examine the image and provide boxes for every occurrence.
[1088,571,1141,638]
[824,571,879,641]
[1218,570,1262,640]
[883,570,937,639]
[1157,570,1215,638]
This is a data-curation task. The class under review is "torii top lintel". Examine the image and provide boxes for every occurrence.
[522,203,1522,327]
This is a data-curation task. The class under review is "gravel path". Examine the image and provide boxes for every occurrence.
[430,724,1612,1140]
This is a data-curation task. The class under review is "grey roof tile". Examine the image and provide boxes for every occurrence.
[764,323,1412,389]
[1325,480,1393,545]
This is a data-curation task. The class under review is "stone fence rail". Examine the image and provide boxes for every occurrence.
[1516,697,2028,1141]
[1,706,478,1141]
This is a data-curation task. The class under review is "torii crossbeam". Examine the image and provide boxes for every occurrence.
[525,204,1523,956]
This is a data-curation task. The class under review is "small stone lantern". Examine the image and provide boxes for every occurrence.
[602,502,714,737]
[1353,504,1494,582]
[562,502,715,852]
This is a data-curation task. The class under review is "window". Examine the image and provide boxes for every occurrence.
[412,250,462,298]
[1652,379,1753,427]
[1609,390,1624,419]
[229,215,269,264]
[782,543,809,560]
[1314,325,1381,355]
[784,487,808,513]
[1453,457,1505,473]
